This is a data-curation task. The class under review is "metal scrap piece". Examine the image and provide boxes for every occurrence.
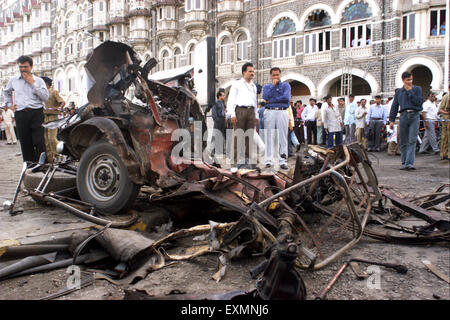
[422,259,450,284]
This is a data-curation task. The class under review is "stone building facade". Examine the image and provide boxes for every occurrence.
[0,0,448,106]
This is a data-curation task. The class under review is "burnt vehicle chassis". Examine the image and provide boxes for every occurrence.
[52,41,207,214]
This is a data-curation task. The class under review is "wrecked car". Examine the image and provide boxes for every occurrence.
[46,41,207,214]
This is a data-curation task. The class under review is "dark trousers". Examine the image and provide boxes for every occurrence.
[368,120,383,150]
[322,127,328,145]
[212,120,226,155]
[233,107,255,165]
[327,131,343,149]
[294,120,305,144]
[306,121,317,145]
[15,108,46,162]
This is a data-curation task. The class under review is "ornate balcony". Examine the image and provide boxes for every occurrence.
[185,10,208,40]
[154,0,183,46]
[271,56,296,68]
[427,36,446,47]
[157,19,179,46]
[218,64,233,76]
[303,51,332,64]
[339,46,372,59]
[400,39,417,50]
[217,0,243,32]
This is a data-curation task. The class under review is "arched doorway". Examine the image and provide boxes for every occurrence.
[411,66,432,99]
[328,75,372,96]
[287,80,312,103]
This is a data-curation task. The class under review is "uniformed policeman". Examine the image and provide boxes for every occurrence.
[42,76,65,162]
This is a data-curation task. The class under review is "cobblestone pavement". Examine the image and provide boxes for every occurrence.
[0,140,449,300]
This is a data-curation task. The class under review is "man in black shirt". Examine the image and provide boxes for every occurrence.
[389,71,423,170]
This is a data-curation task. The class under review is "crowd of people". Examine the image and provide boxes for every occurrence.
[1,54,449,174]
[211,65,450,171]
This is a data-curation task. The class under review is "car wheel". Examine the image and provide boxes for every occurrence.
[77,141,140,214]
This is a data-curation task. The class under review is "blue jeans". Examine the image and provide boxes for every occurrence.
[327,131,343,149]
[288,130,300,155]
[399,111,420,167]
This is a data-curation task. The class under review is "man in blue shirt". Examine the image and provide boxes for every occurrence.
[262,67,291,170]
[211,89,226,156]
[389,71,423,170]
[431,25,438,36]
[440,21,446,35]
[367,95,386,152]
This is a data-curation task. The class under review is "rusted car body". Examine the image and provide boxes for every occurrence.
[53,41,207,213]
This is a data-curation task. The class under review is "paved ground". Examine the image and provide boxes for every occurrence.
[0,141,449,300]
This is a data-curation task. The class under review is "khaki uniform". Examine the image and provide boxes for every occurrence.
[439,93,450,159]
[44,88,64,162]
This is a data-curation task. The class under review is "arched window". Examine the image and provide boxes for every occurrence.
[341,1,372,48]
[220,36,232,64]
[304,10,332,54]
[305,10,331,30]
[272,18,296,59]
[162,50,170,70]
[173,47,182,68]
[187,44,195,65]
[236,33,248,62]
[273,18,296,36]
[186,0,205,11]
[342,2,372,23]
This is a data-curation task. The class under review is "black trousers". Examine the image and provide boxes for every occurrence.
[15,108,46,162]
[306,121,317,145]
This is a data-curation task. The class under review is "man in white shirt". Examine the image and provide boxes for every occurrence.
[1,105,17,145]
[419,92,440,154]
[355,99,368,148]
[302,98,318,145]
[322,96,344,148]
[226,62,259,168]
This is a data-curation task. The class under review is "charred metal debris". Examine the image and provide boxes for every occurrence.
[1,41,449,300]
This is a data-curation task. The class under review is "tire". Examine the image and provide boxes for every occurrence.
[77,141,140,214]
[23,169,77,205]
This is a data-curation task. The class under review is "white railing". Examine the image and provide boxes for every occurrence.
[234,61,246,74]
[400,39,417,50]
[303,51,331,64]
[427,36,445,47]
[130,30,149,40]
[185,10,208,24]
[271,56,296,67]
[340,46,372,59]
[218,0,243,12]
[41,61,52,70]
[218,64,233,76]
[157,19,178,31]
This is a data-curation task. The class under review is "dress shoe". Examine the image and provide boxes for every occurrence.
[406,166,416,170]
[265,164,272,168]
[279,164,289,170]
